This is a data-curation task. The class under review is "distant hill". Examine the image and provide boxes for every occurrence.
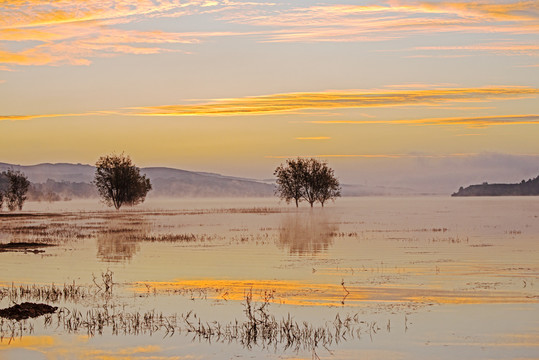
[0,162,95,183]
[0,162,274,199]
[452,175,539,196]
[144,167,274,197]
[1,162,433,200]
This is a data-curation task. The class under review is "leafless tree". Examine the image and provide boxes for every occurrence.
[274,158,308,207]
[274,158,340,207]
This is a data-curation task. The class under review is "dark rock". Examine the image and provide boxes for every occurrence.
[0,242,55,253]
[0,302,58,320]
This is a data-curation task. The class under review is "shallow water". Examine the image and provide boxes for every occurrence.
[0,197,538,359]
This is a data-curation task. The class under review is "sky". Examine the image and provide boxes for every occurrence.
[1,0,538,191]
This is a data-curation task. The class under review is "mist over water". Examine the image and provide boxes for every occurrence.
[0,197,538,359]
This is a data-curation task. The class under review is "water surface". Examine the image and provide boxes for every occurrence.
[0,197,537,359]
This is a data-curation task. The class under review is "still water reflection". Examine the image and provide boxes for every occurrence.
[0,197,538,360]
[277,211,337,255]
[96,217,149,262]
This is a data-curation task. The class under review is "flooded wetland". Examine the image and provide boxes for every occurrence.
[0,197,538,359]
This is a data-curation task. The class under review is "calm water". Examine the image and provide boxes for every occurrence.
[0,197,538,359]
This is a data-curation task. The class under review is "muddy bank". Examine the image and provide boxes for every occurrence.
[0,242,56,253]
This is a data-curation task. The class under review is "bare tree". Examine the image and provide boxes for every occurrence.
[274,158,307,207]
[274,158,341,207]
[0,169,31,211]
[94,153,152,210]
[0,172,6,210]
[310,160,341,207]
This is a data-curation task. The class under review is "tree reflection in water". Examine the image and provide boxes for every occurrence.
[96,216,149,262]
[277,211,338,255]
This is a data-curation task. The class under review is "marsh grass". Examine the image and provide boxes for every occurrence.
[42,290,383,353]
[0,271,116,305]
[1,217,99,244]
[0,317,33,342]
[128,233,223,243]
[429,236,469,244]
[1,282,89,304]
[2,279,386,353]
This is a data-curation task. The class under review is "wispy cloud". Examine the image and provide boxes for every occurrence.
[295,136,331,140]
[222,1,539,42]
[2,1,538,69]
[132,87,539,116]
[0,0,267,68]
[265,153,479,159]
[310,114,539,128]
[3,88,537,123]
[415,42,539,56]
[0,112,100,121]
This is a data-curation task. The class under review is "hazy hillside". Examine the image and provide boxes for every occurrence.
[143,167,274,197]
[1,162,430,199]
[0,162,95,183]
[0,162,274,199]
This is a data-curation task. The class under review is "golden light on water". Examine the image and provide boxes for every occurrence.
[133,278,539,306]
[1,0,539,358]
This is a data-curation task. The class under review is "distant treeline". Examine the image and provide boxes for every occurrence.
[452,175,539,196]
[26,176,274,202]
[28,179,97,201]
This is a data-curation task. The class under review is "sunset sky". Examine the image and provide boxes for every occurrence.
[1,0,538,189]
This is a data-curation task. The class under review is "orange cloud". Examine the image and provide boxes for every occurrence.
[3,88,537,122]
[222,1,539,42]
[310,114,539,128]
[132,87,539,116]
[1,0,538,69]
[0,0,266,68]
[0,112,99,121]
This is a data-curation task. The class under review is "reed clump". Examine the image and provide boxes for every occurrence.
[47,290,381,352]
[1,282,89,304]
[0,271,116,304]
